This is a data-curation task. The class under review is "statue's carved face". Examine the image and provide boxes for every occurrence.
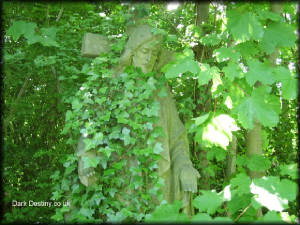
[132,41,159,73]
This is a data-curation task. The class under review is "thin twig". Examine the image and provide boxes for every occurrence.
[213,98,216,116]
[234,202,253,222]
[56,6,64,22]
[4,76,30,130]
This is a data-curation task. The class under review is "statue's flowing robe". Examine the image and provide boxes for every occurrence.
[155,84,194,214]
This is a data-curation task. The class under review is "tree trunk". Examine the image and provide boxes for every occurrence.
[225,135,237,180]
[194,2,211,190]
[245,2,282,217]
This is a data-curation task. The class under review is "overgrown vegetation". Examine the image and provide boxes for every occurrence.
[3,2,299,223]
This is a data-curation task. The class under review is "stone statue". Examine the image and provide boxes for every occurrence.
[73,24,200,218]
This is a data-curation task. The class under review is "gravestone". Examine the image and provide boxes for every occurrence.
[81,33,111,57]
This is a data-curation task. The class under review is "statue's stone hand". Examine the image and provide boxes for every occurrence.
[179,166,200,193]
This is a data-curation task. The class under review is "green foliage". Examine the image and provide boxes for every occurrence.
[3,1,298,223]
[194,114,239,149]
[236,86,280,129]
[260,22,297,54]
[193,190,223,215]
[145,200,189,222]
[163,48,200,79]
[227,10,264,42]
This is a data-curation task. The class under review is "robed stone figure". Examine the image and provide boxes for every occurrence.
[69,24,200,219]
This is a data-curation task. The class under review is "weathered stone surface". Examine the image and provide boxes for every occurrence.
[81,33,110,57]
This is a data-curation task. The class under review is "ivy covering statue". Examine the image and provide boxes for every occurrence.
[68,24,200,220]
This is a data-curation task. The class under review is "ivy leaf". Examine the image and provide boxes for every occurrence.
[247,154,271,172]
[222,61,244,81]
[153,142,163,154]
[273,66,298,100]
[121,127,131,146]
[246,59,275,86]
[230,173,251,195]
[71,98,83,111]
[6,20,37,41]
[198,64,219,86]
[227,10,264,42]
[193,190,223,215]
[260,22,296,54]
[280,163,298,179]
[82,156,100,169]
[213,47,241,62]
[79,208,94,219]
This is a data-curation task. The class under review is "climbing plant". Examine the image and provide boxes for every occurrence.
[3,1,298,223]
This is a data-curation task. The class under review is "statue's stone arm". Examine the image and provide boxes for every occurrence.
[166,89,200,193]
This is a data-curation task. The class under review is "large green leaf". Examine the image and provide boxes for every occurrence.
[198,63,219,86]
[230,173,251,195]
[145,200,189,222]
[200,33,221,46]
[251,176,290,211]
[273,66,298,100]
[190,213,212,222]
[192,113,210,126]
[200,114,239,149]
[164,58,199,79]
[222,61,244,81]
[227,10,264,42]
[6,20,37,41]
[280,163,298,179]
[234,41,259,58]
[213,47,241,62]
[246,59,275,86]
[260,22,297,54]
[262,211,283,222]
[236,86,280,129]
[193,190,223,215]
[40,27,59,47]
[247,154,271,172]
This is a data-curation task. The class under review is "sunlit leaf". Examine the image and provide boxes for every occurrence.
[201,114,239,149]
[227,10,264,42]
[193,190,223,215]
